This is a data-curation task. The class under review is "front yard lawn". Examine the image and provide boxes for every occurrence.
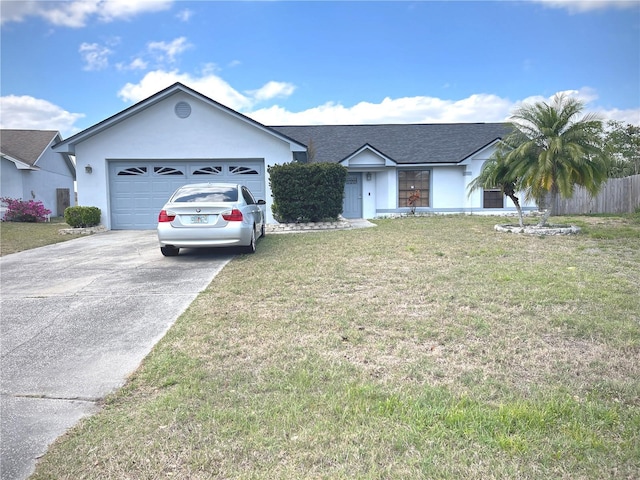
[32,214,640,479]
[0,218,85,256]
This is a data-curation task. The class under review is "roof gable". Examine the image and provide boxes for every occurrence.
[53,83,306,154]
[0,130,59,166]
[272,123,511,165]
[340,144,397,167]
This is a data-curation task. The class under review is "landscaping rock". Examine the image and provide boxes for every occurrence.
[58,225,107,235]
[495,224,581,235]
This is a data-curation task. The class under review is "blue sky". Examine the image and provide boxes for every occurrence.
[1,0,638,137]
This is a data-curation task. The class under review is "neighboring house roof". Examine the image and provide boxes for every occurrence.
[271,123,511,165]
[52,82,307,154]
[1,129,56,169]
[1,129,76,177]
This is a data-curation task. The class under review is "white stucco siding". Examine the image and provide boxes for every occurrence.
[1,153,75,217]
[74,91,296,228]
[0,159,24,200]
[431,166,465,209]
[463,143,537,212]
[376,170,394,211]
[463,143,497,209]
[24,147,75,216]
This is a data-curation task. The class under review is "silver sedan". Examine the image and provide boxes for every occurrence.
[157,183,266,256]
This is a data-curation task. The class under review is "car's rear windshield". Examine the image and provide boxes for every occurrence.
[172,186,238,203]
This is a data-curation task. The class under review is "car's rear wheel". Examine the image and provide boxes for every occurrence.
[245,226,256,254]
[160,245,179,256]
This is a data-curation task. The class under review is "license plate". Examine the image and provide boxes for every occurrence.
[190,215,208,224]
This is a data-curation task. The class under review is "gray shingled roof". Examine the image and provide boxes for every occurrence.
[271,123,511,164]
[0,129,59,166]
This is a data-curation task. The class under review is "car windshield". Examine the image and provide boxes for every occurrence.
[172,186,238,203]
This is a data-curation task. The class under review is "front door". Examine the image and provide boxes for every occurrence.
[342,173,362,218]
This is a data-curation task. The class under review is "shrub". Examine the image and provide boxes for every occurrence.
[64,206,101,228]
[268,163,348,222]
[1,197,51,222]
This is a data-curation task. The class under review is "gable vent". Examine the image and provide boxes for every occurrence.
[174,101,191,119]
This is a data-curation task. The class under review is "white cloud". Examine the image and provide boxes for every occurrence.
[246,81,297,102]
[0,0,173,28]
[598,107,640,125]
[176,8,194,22]
[117,57,149,71]
[0,95,85,136]
[531,0,638,13]
[510,88,640,125]
[117,69,297,110]
[97,0,172,23]
[249,94,515,126]
[117,70,254,110]
[3,79,636,140]
[148,37,191,64]
[247,86,640,127]
[79,42,113,71]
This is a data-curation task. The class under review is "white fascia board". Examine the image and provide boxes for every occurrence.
[397,163,462,168]
[458,138,502,166]
[340,144,397,167]
[1,153,39,170]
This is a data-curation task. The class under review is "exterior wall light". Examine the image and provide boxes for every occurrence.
[366,172,372,181]
[85,164,93,174]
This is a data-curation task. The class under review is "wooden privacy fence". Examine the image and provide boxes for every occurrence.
[552,174,640,215]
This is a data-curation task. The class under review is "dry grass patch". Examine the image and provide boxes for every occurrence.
[0,217,85,256]
[33,214,640,479]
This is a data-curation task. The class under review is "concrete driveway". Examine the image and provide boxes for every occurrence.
[0,231,233,480]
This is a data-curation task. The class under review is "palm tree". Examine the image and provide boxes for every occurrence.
[502,93,608,227]
[468,149,525,227]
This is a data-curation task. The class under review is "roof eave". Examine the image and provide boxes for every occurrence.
[339,143,398,167]
[1,153,39,170]
[458,138,502,166]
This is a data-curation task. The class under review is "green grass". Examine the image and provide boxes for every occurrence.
[0,217,86,256]
[31,215,640,479]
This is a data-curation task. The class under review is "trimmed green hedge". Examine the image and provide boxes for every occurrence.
[268,163,348,222]
[64,206,101,228]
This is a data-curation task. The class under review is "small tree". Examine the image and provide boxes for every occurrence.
[501,94,609,227]
[468,150,525,227]
[604,121,640,178]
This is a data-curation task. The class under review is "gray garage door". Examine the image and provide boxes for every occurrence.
[109,160,265,229]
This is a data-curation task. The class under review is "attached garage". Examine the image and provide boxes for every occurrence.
[52,83,306,230]
[109,160,265,229]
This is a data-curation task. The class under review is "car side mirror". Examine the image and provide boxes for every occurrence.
[257,199,266,205]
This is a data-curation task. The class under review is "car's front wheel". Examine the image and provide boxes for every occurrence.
[245,226,256,254]
[160,245,179,256]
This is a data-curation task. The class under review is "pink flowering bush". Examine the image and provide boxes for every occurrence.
[1,197,51,222]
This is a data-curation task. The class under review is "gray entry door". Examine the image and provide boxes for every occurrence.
[342,173,362,218]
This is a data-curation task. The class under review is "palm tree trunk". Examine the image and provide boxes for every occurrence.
[538,189,556,227]
[507,194,524,227]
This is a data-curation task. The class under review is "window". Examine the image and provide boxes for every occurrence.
[241,187,257,205]
[230,165,259,175]
[117,167,147,176]
[172,185,238,203]
[154,166,184,176]
[398,170,430,208]
[483,189,504,208]
[193,166,222,175]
